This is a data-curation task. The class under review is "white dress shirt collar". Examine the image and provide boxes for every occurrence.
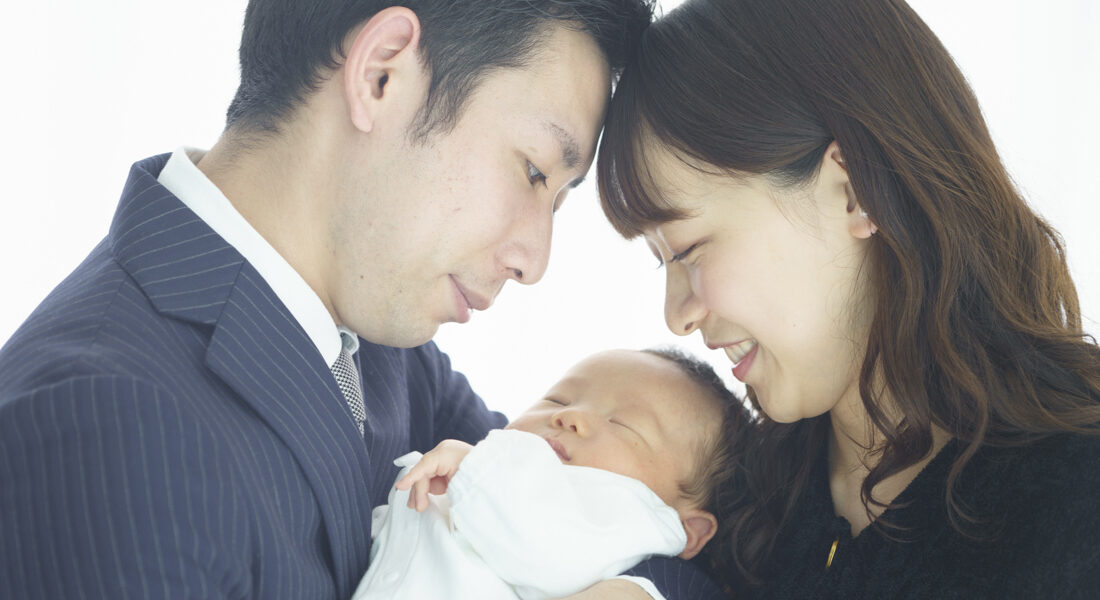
[157,147,344,367]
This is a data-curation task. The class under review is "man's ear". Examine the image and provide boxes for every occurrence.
[343,7,422,134]
[678,508,718,560]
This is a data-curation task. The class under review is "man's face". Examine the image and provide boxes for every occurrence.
[330,25,610,347]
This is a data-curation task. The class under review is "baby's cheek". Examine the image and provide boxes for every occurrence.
[633,456,667,488]
[503,417,537,435]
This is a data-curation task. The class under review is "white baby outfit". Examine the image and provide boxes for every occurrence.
[352,429,687,600]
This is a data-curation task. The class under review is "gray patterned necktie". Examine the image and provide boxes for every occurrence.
[331,330,366,436]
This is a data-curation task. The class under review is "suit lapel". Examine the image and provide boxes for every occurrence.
[205,266,373,597]
[110,155,373,598]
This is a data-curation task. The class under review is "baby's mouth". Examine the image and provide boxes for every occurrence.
[545,437,570,462]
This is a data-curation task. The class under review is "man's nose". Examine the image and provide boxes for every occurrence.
[500,200,553,286]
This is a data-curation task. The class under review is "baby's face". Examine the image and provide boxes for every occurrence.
[506,350,720,511]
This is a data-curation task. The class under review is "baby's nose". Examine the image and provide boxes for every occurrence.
[553,410,589,436]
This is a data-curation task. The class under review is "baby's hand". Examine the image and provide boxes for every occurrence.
[394,439,473,512]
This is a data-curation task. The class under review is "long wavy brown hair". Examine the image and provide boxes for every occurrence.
[597,0,1100,592]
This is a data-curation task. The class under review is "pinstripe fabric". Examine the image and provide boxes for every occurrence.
[0,154,507,599]
[0,153,724,600]
[625,556,726,599]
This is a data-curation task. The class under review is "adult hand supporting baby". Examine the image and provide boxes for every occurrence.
[394,439,473,511]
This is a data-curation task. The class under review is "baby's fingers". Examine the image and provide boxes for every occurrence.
[394,457,437,490]
[405,476,432,511]
[396,464,442,512]
[394,470,418,491]
[392,440,472,511]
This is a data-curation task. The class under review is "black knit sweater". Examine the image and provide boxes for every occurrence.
[740,433,1100,599]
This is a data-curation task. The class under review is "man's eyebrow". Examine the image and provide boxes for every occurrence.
[544,121,582,171]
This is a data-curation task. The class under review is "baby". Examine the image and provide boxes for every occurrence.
[352,348,748,600]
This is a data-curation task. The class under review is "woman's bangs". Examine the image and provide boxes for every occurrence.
[597,72,688,239]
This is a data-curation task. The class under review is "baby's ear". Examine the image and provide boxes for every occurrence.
[678,508,718,560]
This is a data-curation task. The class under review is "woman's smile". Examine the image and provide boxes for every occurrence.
[723,339,757,365]
[727,341,758,382]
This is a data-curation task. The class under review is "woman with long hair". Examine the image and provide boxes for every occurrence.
[597,0,1100,596]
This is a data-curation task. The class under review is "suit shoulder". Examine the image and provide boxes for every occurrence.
[0,242,201,398]
[0,373,253,598]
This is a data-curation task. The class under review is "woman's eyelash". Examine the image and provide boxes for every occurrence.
[544,397,566,405]
[527,161,548,188]
[656,243,701,269]
[671,243,700,263]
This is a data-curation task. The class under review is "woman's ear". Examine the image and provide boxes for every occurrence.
[342,7,422,134]
[678,508,718,560]
[847,190,879,238]
[823,141,878,238]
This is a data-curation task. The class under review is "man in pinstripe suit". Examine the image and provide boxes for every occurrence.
[0,1,725,599]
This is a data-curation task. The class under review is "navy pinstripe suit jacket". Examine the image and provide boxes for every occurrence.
[0,154,723,599]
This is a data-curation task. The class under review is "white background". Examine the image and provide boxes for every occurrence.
[1,1,1097,418]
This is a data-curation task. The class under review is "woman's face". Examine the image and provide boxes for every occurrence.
[642,146,876,423]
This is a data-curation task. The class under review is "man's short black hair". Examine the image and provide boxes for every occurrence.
[226,0,654,138]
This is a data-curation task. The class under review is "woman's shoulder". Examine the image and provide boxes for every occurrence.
[1001,432,1100,484]
[963,433,1100,504]
[975,433,1100,595]
[876,434,1100,597]
[733,433,1100,598]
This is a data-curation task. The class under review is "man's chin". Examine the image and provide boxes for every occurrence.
[354,320,439,349]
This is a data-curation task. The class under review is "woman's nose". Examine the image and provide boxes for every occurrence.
[664,266,706,336]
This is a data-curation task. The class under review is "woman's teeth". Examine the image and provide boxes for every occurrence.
[726,339,757,364]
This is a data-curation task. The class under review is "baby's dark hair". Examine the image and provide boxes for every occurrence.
[641,347,752,573]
